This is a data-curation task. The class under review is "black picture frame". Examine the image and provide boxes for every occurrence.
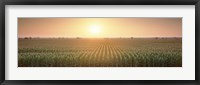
[0,0,199,85]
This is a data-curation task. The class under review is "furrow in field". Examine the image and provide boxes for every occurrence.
[89,44,102,66]
[113,41,121,67]
[106,40,112,66]
[118,47,127,66]
[104,42,107,65]
[113,45,123,67]
[105,41,108,59]
[120,47,133,67]
[82,47,97,67]
[66,47,77,66]
[85,49,94,67]
[109,41,118,67]
[76,51,84,66]
[93,44,101,66]
[78,48,91,66]
[109,41,115,66]
[118,47,131,67]
[99,41,106,66]
[102,41,107,67]
[95,42,103,66]
[98,42,106,66]
[108,40,116,67]
[76,47,87,66]
[106,41,111,66]
[87,44,102,66]
[127,48,137,66]
[99,42,104,66]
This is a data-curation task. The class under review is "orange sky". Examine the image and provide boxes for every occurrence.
[18,18,182,38]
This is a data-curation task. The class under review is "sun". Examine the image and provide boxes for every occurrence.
[90,25,101,34]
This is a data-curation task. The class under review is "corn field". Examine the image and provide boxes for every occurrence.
[18,38,182,67]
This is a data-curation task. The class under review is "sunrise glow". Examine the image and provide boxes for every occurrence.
[18,18,182,38]
[89,25,101,34]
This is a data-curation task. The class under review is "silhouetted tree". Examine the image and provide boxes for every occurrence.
[131,37,134,39]
[155,37,159,39]
[76,37,80,39]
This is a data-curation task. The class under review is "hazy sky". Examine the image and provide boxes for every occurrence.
[18,18,182,38]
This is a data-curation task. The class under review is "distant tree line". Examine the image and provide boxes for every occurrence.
[24,37,32,39]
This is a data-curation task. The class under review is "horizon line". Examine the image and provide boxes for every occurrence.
[18,36,182,38]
